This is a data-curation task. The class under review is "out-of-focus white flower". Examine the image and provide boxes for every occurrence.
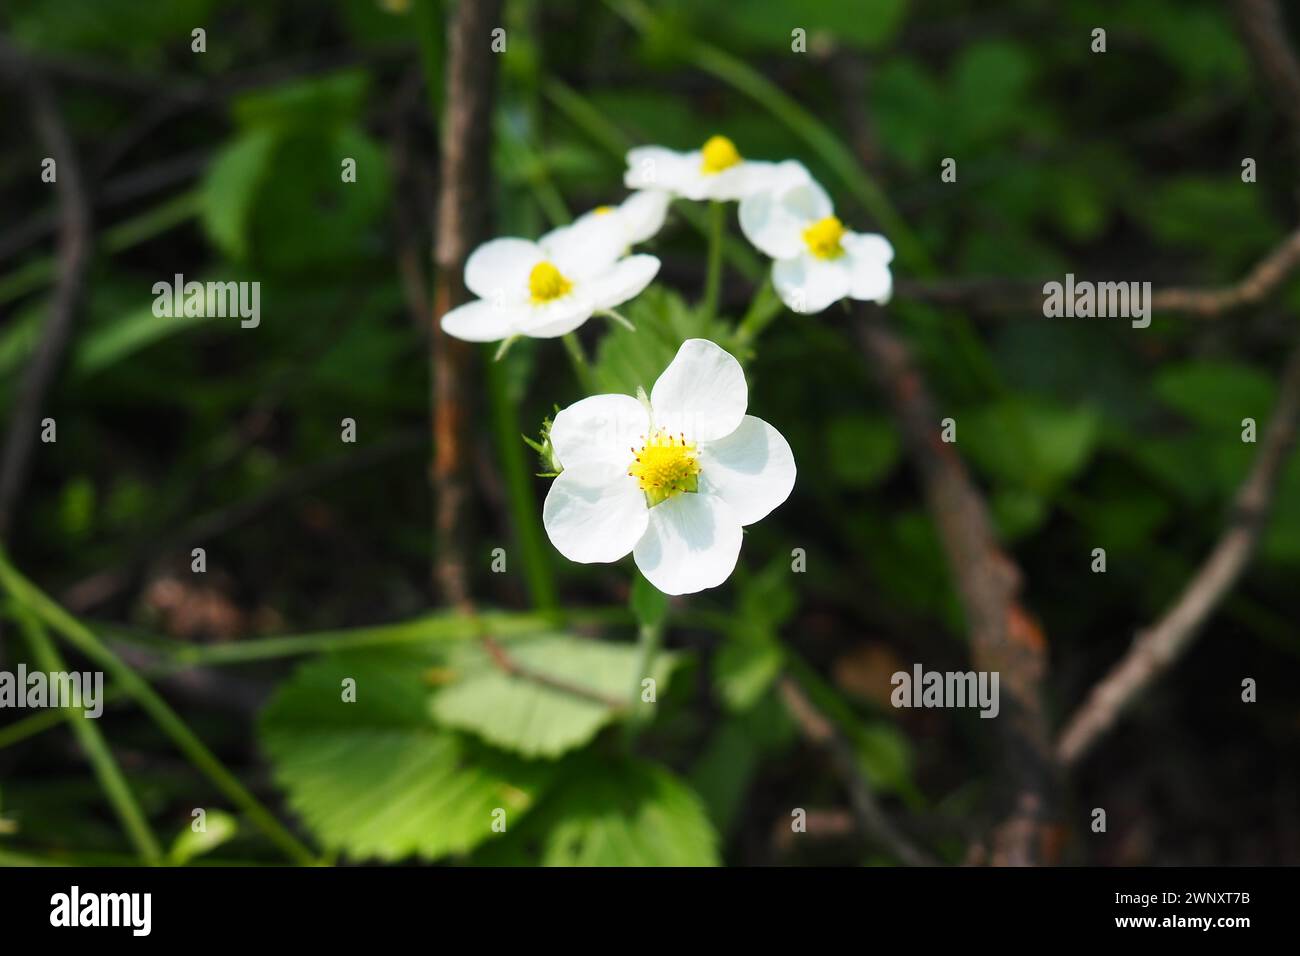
[739,161,894,314]
[624,135,779,202]
[542,338,796,595]
[440,217,660,342]
[567,190,672,253]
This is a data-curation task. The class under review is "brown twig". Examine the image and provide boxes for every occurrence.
[855,305,1060,866]
[1233,0,1300,161]
[0,41,93,539]
[776,674,934,866]
[1056,340,1300,767]
[895,225,1300,319]
[429,0,503,610]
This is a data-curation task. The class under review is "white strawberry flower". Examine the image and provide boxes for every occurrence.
[440,215,660,343]
[739,161,894,314]
[625,135,780,202]
[570,190,672,252]
[542,338,796,595]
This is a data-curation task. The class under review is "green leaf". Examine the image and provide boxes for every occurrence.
[825,415,900,488]
[73,301,223,376]
[714,626,783,712]
[200,129,279,262]
[856,723,914,795]
[593,286,727,395]
[630,572,668,629]
[430,635,677,758]
[260,650,553,862]
[1155,360,1276,430]
[964,398,1100,494]
[950,41,1034,144]
[232,70,370,132]
[168,810,238,865]
[473,757,720,866]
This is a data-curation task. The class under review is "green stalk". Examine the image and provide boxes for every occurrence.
[0,550,317,865]
[702,200,725,318]
[562,332,596,393]
[734,276,783,348]
[13,608,164,866]
[486,354,559,611]
[624,617,664,743]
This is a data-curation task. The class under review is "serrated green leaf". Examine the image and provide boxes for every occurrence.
[260,650,553,862]
[430,635,676,758]
[473,757,720,866]
[593,286,727,396]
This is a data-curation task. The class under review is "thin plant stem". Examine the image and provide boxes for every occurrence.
[562,331,596,393]
[12,607,164,866]
[486,353,560,611]
[702,200,725,317]
[625,618,664,743]
[734,276,783,348]
[0,549,318,865]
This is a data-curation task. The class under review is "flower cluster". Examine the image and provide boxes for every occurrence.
[441,136,893,593]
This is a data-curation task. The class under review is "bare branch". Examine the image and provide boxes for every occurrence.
[855,305,1060,866]
[430,0,503,610]
[0,41,93,540]
[1057,340,1300,767]
[776,674,934,866]
[896,226,1300,319]
[1233,0,1300,159]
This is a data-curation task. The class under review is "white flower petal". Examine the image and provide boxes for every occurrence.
[518,292,597,338]
[464,238,542,304]
[619,189,671,244]
[650,338,748,442]
[843,232,895,265]
[699,415,796,526]
[539,218,623,282]
[633,493,743,595]
[543,462,649,564]
[440,299,525,342]
[702,160,783,201]
[585,255,660,310]
[625,147,694,192]
[550,393,650,470]
[842,232,895,304]
[772,254,853,314]
[739,163,834,258]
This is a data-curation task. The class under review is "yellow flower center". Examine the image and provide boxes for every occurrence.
[700,135,742,175]
[528,261,573,303]
[802,215,847,259]
[593,205,615,215]
[627,429,701,507]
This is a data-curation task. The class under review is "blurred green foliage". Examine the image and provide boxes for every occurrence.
[1,0,1298,867]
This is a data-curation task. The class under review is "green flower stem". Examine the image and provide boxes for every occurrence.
[562,331,597,393]
[625,617,664,742]
[0,549,318,866]
[734,277,783,349]
[12,607,164,866]
[702,200,726,318]
[486,354,559,612]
